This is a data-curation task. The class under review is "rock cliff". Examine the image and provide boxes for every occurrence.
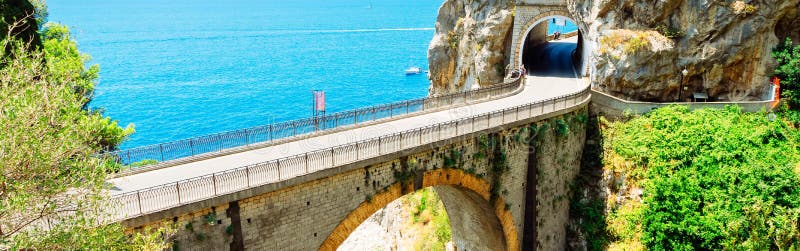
[576,0,800,101]
[427,0,515,94]
[428,0,800,101]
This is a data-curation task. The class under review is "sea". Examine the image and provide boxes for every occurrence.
[48,0,577,149]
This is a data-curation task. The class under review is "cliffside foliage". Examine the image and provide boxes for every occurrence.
[603,106,800,250]
[773,38,800,112]
[0,1,169,249]
[0,0,43,50]
[407,187,451,250]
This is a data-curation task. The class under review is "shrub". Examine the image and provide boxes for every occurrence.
[605,105,800,249]
[773,38,800,110]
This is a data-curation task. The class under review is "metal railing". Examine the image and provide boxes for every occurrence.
[103,75,524,168]
[108,86,591,221]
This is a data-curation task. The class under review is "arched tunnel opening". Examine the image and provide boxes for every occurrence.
[521,17,583,78]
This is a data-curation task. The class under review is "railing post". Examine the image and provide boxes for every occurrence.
[399,132,403,149]
[126,151,131,165]
[245,167,250,188]
[529,103,534,118]
[330,148,335,167]
[176,183,181,204]
[378,137,382,155]
[276,159,282,180]
[292,121,297,136]
[269,124,273,141]
[212,174,218,196]
[405,100,409,114]
[372,107,376,120]
[159,144,164,161]
[244,129,250,146]
[472,117,475,133]
[516,107,520,121]
[438,123,443,140]
[136,191,143,215]
[218,134,223,152]
[305,153,309,173]
[355,142,359,160]
[353,112,357,125]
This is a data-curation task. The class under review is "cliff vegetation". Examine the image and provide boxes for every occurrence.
[340,187,452,250]
[773,37,800,121]
[571,106,800,250]
[0,0,172,249]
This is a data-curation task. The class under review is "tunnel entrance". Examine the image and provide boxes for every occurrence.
[519,16,583,78]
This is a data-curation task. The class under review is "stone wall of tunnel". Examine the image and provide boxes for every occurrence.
[126,106,588,251]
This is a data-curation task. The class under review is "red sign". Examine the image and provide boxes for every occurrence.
[314,91,325,112]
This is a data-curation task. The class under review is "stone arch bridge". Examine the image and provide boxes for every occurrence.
[96,1,590,251]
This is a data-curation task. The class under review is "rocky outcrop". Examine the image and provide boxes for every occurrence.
[573,0,800,101]
[428,0,799,101]
[427,0,515,95]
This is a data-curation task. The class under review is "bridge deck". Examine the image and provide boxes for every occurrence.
[108,38,584,197]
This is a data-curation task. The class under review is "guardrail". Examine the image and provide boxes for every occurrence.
[109,85,591,221]
[102,74,524,168]
[590,89,778,115]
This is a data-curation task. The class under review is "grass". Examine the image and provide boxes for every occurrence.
[599,30,655,55]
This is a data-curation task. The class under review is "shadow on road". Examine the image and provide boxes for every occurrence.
[522,39,579,78]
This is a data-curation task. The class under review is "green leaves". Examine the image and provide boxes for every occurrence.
[773,38,800,110]
[606,105,800,249]
[1,15,168,249]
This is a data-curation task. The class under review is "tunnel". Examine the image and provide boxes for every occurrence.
[520,16,584,78]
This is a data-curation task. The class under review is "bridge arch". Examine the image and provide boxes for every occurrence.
[320,168,519,251]
[513,8,590,76]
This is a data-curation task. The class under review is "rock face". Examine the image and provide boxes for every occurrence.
[574,0,800,101]
[427,0,515,95]
[338,199,408,251]
[427,0,800,101]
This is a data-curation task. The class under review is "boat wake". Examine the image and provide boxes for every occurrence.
[92,28,436,45]
[308,27,435,34]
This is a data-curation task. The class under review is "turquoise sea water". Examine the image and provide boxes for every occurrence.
[547,19,578,35]
[48,0,441,149]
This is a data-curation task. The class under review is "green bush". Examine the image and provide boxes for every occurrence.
[607,105,800,250]
[773,38,800,110]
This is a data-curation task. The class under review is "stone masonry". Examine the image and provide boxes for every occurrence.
[126,104,588,251]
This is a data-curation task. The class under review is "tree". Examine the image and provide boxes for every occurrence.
[0,5,172,250]
[773,38,800,110]
[0,0,42,50]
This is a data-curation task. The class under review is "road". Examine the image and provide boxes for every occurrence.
[524,36,579,78]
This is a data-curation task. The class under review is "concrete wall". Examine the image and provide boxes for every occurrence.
[590,89,778,118]
[526,21,550,48]
[126,105,589,251]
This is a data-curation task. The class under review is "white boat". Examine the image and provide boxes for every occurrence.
[405,66,421,75]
